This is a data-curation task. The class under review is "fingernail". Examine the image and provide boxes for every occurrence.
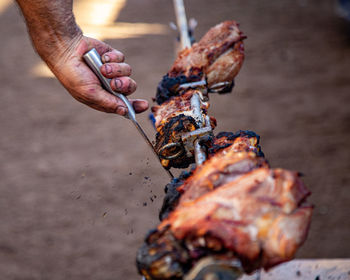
[103,54,110,62]
[133,102,143,112]
[105,64,112,74]
[113,78,123,90]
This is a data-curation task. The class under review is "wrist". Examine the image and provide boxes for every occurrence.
[15,0,83,67]
[32,18,83,67]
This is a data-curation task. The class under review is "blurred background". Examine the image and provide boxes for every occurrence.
[0,0,349,279]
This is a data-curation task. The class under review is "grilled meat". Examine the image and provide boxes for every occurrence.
[156,21,244,105]
[177,132,268,206]
[208,131,264,157]
[159,130,266,220]
[159,171,192,221]
[155,113,199,169]
[159,168,311,270]
[138,20,312,280]
[153,21,245,169]
[152,90,211,129]
[167,20,245,94]
[152,92,193,129]
[153,90,215,169]
[156,74,202,105]
[137,135,312,279]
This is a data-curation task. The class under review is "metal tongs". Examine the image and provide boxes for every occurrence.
[83,48,173,179]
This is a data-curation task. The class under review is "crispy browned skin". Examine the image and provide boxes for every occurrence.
[138,21,312,280]
[177,132,267,205]
[158,131,264,220]
[208,131,263,157]
[153,21,245,169]
[137,135,312,279]
[169,20,245,87]
[159,167,312,270]
[152,90,210,129]
[153,90,215,169]
[154,114,199,169]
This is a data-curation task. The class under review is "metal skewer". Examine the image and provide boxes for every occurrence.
[173,0,191,49]
[83,48,173,179]
[173,0,207,167]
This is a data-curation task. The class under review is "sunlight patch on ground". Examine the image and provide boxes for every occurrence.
[82,22,168,40]
[32,63,54,78]
[31,0,168,78]
[0,0,12,14]
[74,0,127,29]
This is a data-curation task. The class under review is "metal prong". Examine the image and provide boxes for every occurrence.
[169,22,178,31]
[256,269,261,280]
[179,80,207,89]
[189,18,198,31]
[210,81,231,91]
[209,81,233,93]
[194,139,206,165]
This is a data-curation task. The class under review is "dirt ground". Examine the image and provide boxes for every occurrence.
[0,0,349,279]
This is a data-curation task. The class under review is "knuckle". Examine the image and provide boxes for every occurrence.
[125,64,132,75]
[127,79,137,93]
[103,64,112,75]
[105,63,132,77]
[117,51,125,62]
[119,63,131,76]
[111,77,136,93]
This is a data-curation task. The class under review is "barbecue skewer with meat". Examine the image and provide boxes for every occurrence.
[137,132,312,280]
[152,21,245,169]
[137,17,312,280]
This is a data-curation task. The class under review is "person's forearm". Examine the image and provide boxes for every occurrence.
[15,0,82,66]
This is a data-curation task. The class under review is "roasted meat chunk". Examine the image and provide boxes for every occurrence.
[152,90,210,129]
[137,142,312,279]
[138,19,312,280]
[156,21,245,105]
[208,130,264,157]
[177,141,268,206]
[152,90,215,169]
[152,21,245,170]
[159,167,311,270]
[169,21,245,87]
[159,130,264,220]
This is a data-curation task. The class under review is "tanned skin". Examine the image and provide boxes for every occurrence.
[15,0,148,116]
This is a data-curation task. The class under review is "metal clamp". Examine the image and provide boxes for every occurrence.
[181,126,212,157]
[158,142,185,160]
[184,257,243,280]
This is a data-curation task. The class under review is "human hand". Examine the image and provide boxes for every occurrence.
[46,36,149,116]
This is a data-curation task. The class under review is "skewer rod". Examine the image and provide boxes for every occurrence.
[173,0,207,166]
[190,93,207,165]
[194,139,206,165]
[173,0,191,49]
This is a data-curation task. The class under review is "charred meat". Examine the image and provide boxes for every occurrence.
[168,21,245,89]
[152,21,245,170]
[138,19,312,280]
[137,133,312,279]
